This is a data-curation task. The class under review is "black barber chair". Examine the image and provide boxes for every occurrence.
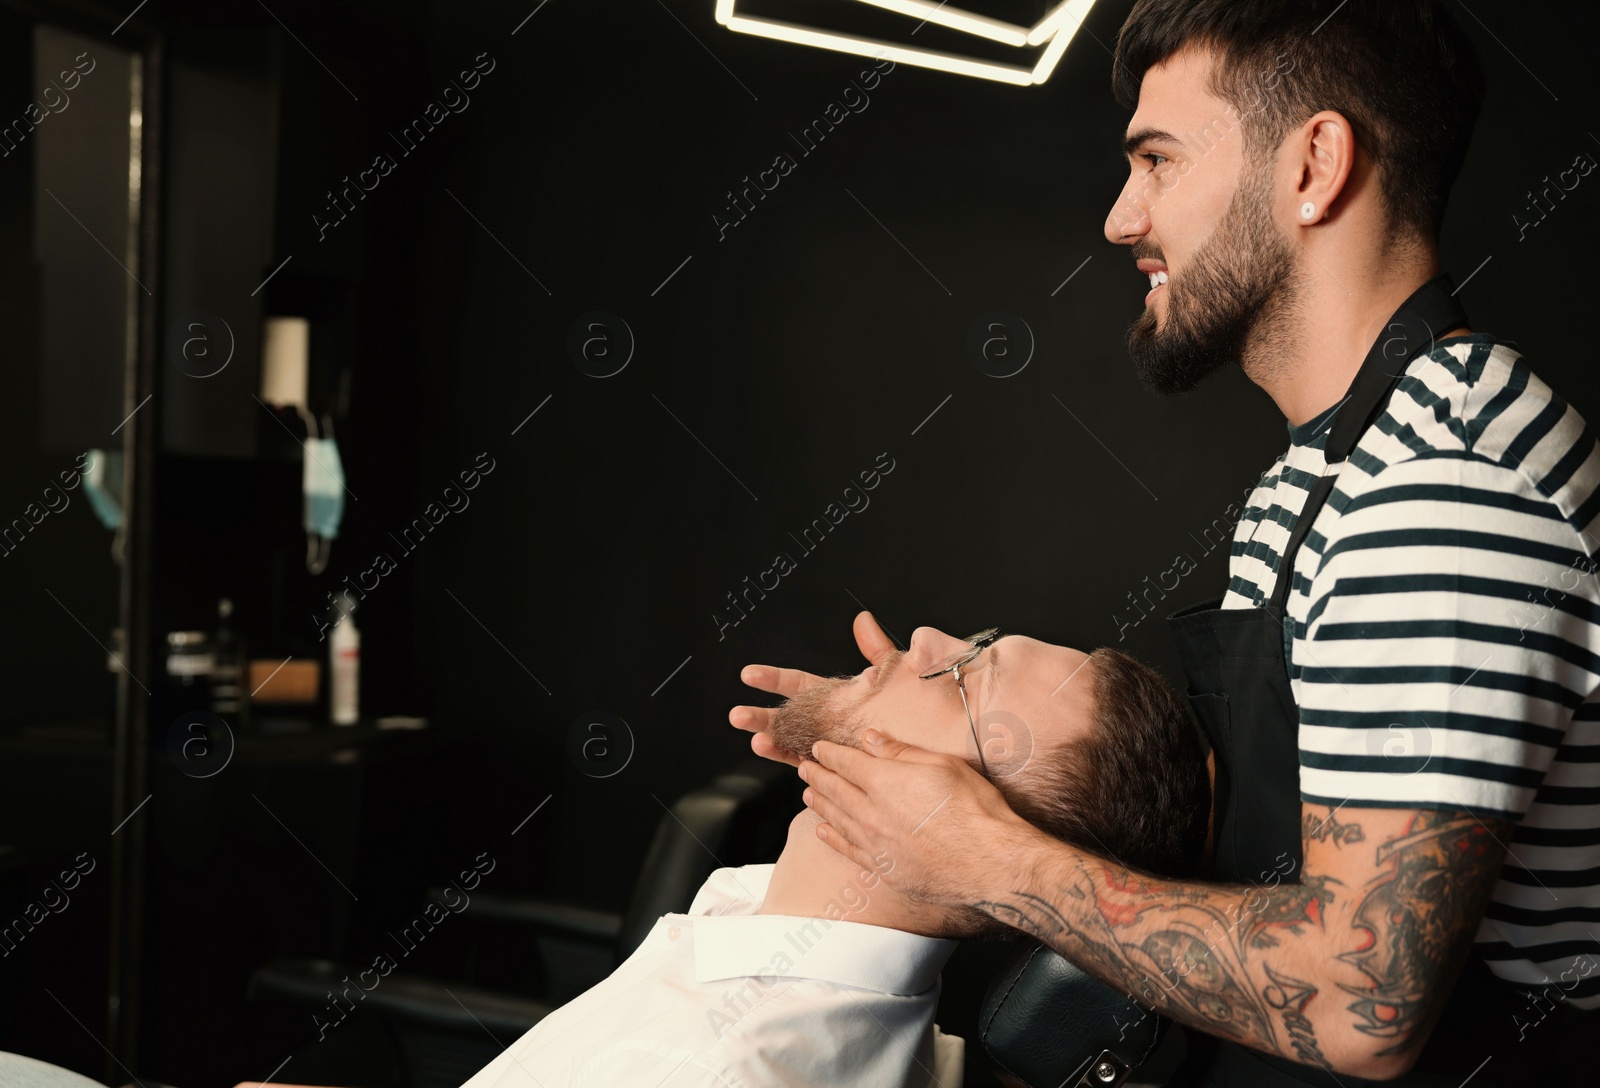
[249,759,799,1088]
[980,942,1185,1088]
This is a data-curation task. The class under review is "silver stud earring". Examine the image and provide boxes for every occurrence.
[1301,201,1316,220]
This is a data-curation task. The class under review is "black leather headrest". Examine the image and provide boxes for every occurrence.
[980,941,1166,1087]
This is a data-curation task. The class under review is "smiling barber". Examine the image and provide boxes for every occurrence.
[730,3,1600,1086]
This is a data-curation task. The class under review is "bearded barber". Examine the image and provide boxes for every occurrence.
[730,2,1599,1085]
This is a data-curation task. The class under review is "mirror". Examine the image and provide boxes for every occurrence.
[0,10,146,1078]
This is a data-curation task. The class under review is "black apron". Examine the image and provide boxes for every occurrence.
[1164,274,1592,1087]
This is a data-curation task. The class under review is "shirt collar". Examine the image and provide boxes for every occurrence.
[694,914,956,995]
[685,864,957,996]
[1287,395,1341,449]
[1285,334,1489,450]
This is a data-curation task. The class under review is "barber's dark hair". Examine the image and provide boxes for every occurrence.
[1112,0,1486,247]
[959,648,1209,941]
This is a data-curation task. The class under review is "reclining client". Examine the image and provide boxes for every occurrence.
[457,624,1209,1088]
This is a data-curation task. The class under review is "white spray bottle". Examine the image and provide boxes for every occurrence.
[329,592,361,726]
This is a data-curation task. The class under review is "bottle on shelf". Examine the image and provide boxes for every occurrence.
[329,592,360,726]
[211,597,246,730]
[106,626,125,714]
[164,629,214,715]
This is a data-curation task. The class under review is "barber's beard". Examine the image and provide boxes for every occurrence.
[1126,156,1307,396]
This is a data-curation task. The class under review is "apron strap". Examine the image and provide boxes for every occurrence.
[1266,274,1469,614]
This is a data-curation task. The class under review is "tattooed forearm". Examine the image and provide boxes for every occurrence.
[976,856,1321,1055]
[973,807,1508,1077]
[1242,875,1338,951]
[1264,964,1329,1066]
[1337,812,1508,1055]
[972,891,1074,944]
[1303,810,1365,847]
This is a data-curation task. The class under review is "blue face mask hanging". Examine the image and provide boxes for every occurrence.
[303,421,345,574]
[82,448,125,531]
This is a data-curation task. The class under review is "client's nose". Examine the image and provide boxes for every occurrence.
[909,626,970,672]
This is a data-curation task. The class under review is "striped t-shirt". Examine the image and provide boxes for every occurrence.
[1223,333,1600,1007]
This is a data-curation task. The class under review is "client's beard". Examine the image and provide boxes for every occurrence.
[769,650,908,760]
[768,676,863,762]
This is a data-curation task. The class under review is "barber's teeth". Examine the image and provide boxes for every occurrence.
[1147,271,1169,289]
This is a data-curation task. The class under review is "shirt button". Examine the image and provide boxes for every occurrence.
[667,925,681,941]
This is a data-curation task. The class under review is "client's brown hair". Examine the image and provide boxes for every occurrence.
[960,648,1209,940]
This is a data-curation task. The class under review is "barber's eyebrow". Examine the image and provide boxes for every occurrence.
[1122,126,1185,158]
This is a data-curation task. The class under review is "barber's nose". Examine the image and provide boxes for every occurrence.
[1105,176,1151,245]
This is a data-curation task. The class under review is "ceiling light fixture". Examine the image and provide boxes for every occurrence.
[713,0,1099,87]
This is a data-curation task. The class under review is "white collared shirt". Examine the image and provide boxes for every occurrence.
[458,863,964,1088]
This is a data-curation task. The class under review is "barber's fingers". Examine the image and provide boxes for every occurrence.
[852,610,897,666]
[816,819,873,871]
[860,730,963,768]
[737,611,888,704]
[728,702,775,732]
[725,705,802,767]
[813,735,912,777]
[800,773,874,869]
[727,707,803,769]
[739,663,824,699]
[800,742,876,817]
[748,729,802,768]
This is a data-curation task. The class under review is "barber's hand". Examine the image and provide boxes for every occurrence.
[799,731,1035,907]
[729,611,896,767]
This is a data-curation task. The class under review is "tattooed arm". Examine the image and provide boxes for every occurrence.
[800,743,1509,1080]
